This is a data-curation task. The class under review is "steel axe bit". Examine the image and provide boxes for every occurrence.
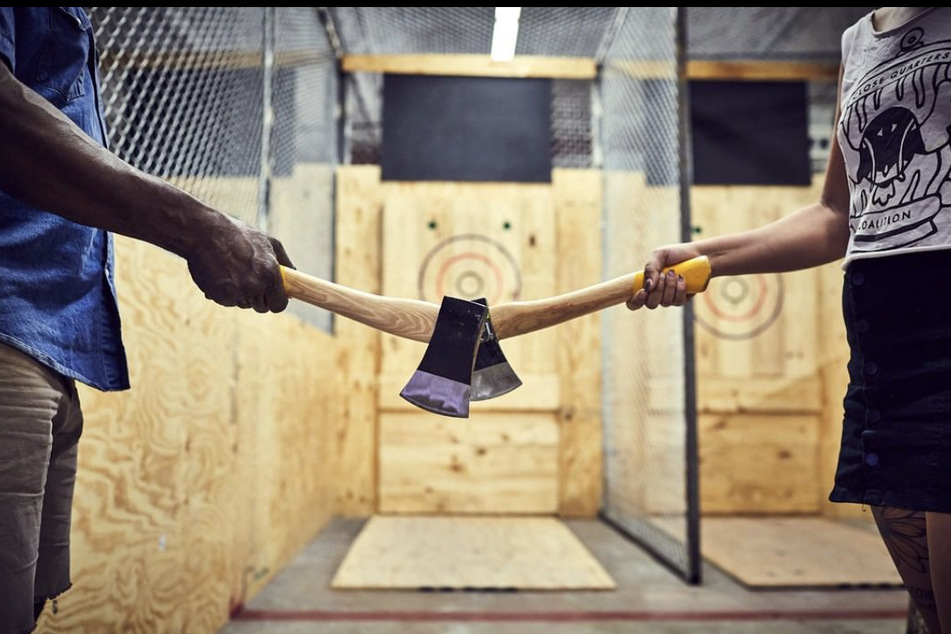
[399,296,488,418]
[470,297,522,401]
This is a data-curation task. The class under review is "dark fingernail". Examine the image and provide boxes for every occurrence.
[645,279,653,292]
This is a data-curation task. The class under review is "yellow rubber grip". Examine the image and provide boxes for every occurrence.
[632,255,712,296]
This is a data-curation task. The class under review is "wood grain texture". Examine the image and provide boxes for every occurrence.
[331,516,616,590]
[342,53,597,79]
[378,179,562,516]
[283,267,437,342]
[600,171,688,519]
[378,413,559,514]
[333,166,384,515]
[699,413,820,514]
[552,169,603,517]
[38,235,339,633]
[690,179,834,515]
[656,517,901,588]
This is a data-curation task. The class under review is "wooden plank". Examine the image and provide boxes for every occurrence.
[669,517,902,588]
[342,53,596,79]
[333,166,384,515]
[690,178,835,515]
[700,413,821,514]
[605,60,839,82]
[697,377,821,414]
[600,171,686,518]
[376,180,567,515]
[331,516,616,590]
[48,237,340,632]
[100,49,331,72]
[688,60,840,82]
[553,168,603,517]
[378,413,559,514]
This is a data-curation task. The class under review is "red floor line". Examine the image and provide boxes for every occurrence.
[233,609,909,623]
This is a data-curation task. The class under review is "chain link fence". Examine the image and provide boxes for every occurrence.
[87,6,339,330]
[323,6,698,579]
[326,7,602,169]
[597,7,699,582]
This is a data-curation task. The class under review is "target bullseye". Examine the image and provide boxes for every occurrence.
[418,234,521,305]
[695,274,783,340]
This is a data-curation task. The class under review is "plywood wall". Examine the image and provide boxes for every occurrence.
[331,166,856,522]
[331,167,604,518]
[38,237,341,631]
[691,177,856,518]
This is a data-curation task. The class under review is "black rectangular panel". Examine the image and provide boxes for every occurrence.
[689,80,811,186]
[382,74,552,183]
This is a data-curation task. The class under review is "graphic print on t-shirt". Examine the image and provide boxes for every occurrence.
[839,26,951,252]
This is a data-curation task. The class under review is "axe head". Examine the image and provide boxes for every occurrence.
[470,297,522,401]
[400,296,488,418]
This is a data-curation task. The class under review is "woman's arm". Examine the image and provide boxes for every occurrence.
[629,64,852,309]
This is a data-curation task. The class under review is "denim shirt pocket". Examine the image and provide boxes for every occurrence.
[35,7,91,104]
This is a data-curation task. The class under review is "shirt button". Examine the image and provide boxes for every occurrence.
[856,319,871,333]
[852,272,866,286]
[865,452,879,467]
[868,409,882,423]
[864,361,878,376]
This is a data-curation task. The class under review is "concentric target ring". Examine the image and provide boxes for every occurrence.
[694,274,784,340]
[417,234,522,305]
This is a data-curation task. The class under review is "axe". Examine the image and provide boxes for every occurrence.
[280,255,712,414]
[470,297,523,401]
[398,296,522,417]
[398,296,488,418]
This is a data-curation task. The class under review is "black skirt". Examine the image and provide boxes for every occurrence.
[829,248,951,513]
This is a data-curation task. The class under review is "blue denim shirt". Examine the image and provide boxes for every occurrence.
[0,7,129,391]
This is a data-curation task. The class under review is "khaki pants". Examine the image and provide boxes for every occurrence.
[0,342,82,633]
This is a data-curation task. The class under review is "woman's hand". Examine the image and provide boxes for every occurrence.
[627,243,703,311]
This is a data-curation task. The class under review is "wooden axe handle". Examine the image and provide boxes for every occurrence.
[490,255,711,340]
[280,255,711,343]
[281,267,437,343]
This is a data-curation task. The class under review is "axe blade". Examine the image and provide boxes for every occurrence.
[470,297,522,401]
[400,296,488,418]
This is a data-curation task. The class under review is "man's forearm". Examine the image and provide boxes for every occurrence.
[0,64,228,259]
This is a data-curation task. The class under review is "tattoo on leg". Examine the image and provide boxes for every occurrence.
[906,585,938,611]
[873,506,930,574]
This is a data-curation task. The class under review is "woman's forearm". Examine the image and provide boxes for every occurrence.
[692,202,851,279]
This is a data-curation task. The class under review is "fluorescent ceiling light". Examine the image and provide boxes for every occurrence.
[491,7,521,62]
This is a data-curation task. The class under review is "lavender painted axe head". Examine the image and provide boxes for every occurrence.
[469,297,522,401]
[399,296,488,418]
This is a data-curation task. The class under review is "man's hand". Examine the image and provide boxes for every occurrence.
[186,217,295,313]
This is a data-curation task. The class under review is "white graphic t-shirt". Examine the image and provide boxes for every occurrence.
[838,7,951,265]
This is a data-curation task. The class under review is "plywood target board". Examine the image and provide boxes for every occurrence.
[695,273,784,340]
[417,233,522,305]
[379,180,558,381]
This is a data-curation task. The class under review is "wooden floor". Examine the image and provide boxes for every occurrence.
[655,515,903,589]
[331,515,617,590]
[222,517,911,634]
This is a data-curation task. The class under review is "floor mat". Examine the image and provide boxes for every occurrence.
[331,515,617,590]
[658,516,903,589]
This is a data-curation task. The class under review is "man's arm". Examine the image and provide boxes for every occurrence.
[0,61,293,313]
